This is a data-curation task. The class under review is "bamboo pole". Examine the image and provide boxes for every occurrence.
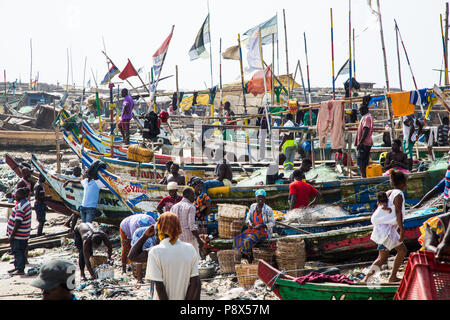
[353,28,356,78]
[377,0,395,140]
[53,100,61,174]
[348,0,352,102]
[298,60,307,103]
[219,37,223,117]
[446,2,449,86]
[331,8,335,99]
[283,9,290,98]
[272,34,275,106]
[441,14,449,86]
[395,22,403,91]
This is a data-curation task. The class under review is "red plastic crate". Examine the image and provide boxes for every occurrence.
[394,251,450,300]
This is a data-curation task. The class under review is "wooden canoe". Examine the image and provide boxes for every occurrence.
[257,260,398,300]
[211,208,442,262]
[4,153,72,215]
[0,130,67,150]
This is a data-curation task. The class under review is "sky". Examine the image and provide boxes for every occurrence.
[0,0,447,92]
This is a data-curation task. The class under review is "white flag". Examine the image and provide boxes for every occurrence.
[246,30,262,73]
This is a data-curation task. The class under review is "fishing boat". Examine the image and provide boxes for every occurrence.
[30,154,137,226]
[0,130,67,150]
[211,207,442,262]
[257,259,398,300]
[4,153,73,215]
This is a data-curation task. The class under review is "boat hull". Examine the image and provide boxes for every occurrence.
[257,260,398,300]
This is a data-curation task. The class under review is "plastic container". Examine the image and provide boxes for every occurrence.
[207,186,231,197]
[96,265,115,279]
[394,251,450,300]
[366,163,383,178]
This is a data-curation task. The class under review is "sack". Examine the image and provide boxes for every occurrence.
[143,111,160,139]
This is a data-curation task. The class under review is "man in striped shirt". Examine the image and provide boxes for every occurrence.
[7,188,32,276]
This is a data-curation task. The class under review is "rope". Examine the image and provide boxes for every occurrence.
[265,271,285,292]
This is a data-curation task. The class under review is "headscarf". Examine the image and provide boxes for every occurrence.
[188,177,204,187]
[157,212,182,245]
[138,215,155,228]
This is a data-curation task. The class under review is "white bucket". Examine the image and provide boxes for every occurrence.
[96,265,114,279]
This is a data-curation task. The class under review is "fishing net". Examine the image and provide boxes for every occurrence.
[283,205,349,224]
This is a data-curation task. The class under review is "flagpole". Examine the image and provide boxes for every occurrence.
[283,9,290,98]
[207,0,213,88]
[395,20,418,90]
[298,60,307,103]
[30,38,32,90]
[376,0,395,140]
[445,2,449,86]
[441,14,449,86]
[331,8,335,100]
[348,0,352,102]
[128,59,151,95]
[219,37,223,117]
[272,34,275,106]
[395,21,403,91]
[353,28,356,78]
[238,33,251,163]
[303,32,311,105]
[150,25,175,113]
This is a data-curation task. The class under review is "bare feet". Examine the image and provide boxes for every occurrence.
[10,270,25,276]
[387,276,402,283]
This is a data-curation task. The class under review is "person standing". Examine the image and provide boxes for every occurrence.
[119,88,134,145]
[119,214,155,274]
[30,260,78,300]
[363,170,408,283]
[289,169,322,210]
[7,188,32,276]
[402,115,423,160]
[355,104,374,178]
[156,182,183,214]
[34,174,51,236]
[170,188,204,258]
[79,171,105,223]
[145,212,200,300]
[279,113,297,171]
[438,116,450,146]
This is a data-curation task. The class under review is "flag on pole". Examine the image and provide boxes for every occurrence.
[246,30,263,73]
[247,64,273,96]
[189,14,211,61]
[222,45,240,60]
[100,64,119,85]
[367,0,380,18]
[153,28,174,79]
[118,59,138,80]
[243,15,278,46]
[334,59,350,80]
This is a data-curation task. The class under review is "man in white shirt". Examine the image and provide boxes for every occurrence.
[402,115,423,160]
[145,212,200,300]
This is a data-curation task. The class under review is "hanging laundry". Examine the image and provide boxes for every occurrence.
[316,100,344,150]
[409,88,429,106]
[368,96,390,108]
[387,91,415,117]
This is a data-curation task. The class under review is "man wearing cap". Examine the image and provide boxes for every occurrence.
[156,182,183,215]
[30,259,77,300]
[119,214,155,274]
[170,188,204,258]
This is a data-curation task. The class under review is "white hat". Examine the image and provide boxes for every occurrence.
[167,182,178,191]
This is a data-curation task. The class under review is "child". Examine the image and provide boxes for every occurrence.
[7,187,32,276]
[363,171,408,283]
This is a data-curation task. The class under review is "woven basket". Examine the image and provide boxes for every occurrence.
[218,250,241,274]
[235,264,259,289]
[131,262,147,279]
[253,247,275,266]
[275,239,306,277]
[89,255,108,269]
[218,204,247,239]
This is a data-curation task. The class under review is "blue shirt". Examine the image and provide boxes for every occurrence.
[444,170,450,201]
[131,227,157,251]
[81,179,105,208]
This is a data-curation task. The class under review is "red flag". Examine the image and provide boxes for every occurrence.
[247,65,273,96]
[118,59,138,80]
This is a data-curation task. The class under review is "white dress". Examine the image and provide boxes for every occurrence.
[370,190,405,251]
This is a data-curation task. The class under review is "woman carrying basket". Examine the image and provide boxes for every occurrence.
[232,190,275,263]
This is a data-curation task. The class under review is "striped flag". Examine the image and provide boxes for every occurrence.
[100,64,119,85]
[189,14,211,61]
[152,28,174,80]
[243,14,278,46]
